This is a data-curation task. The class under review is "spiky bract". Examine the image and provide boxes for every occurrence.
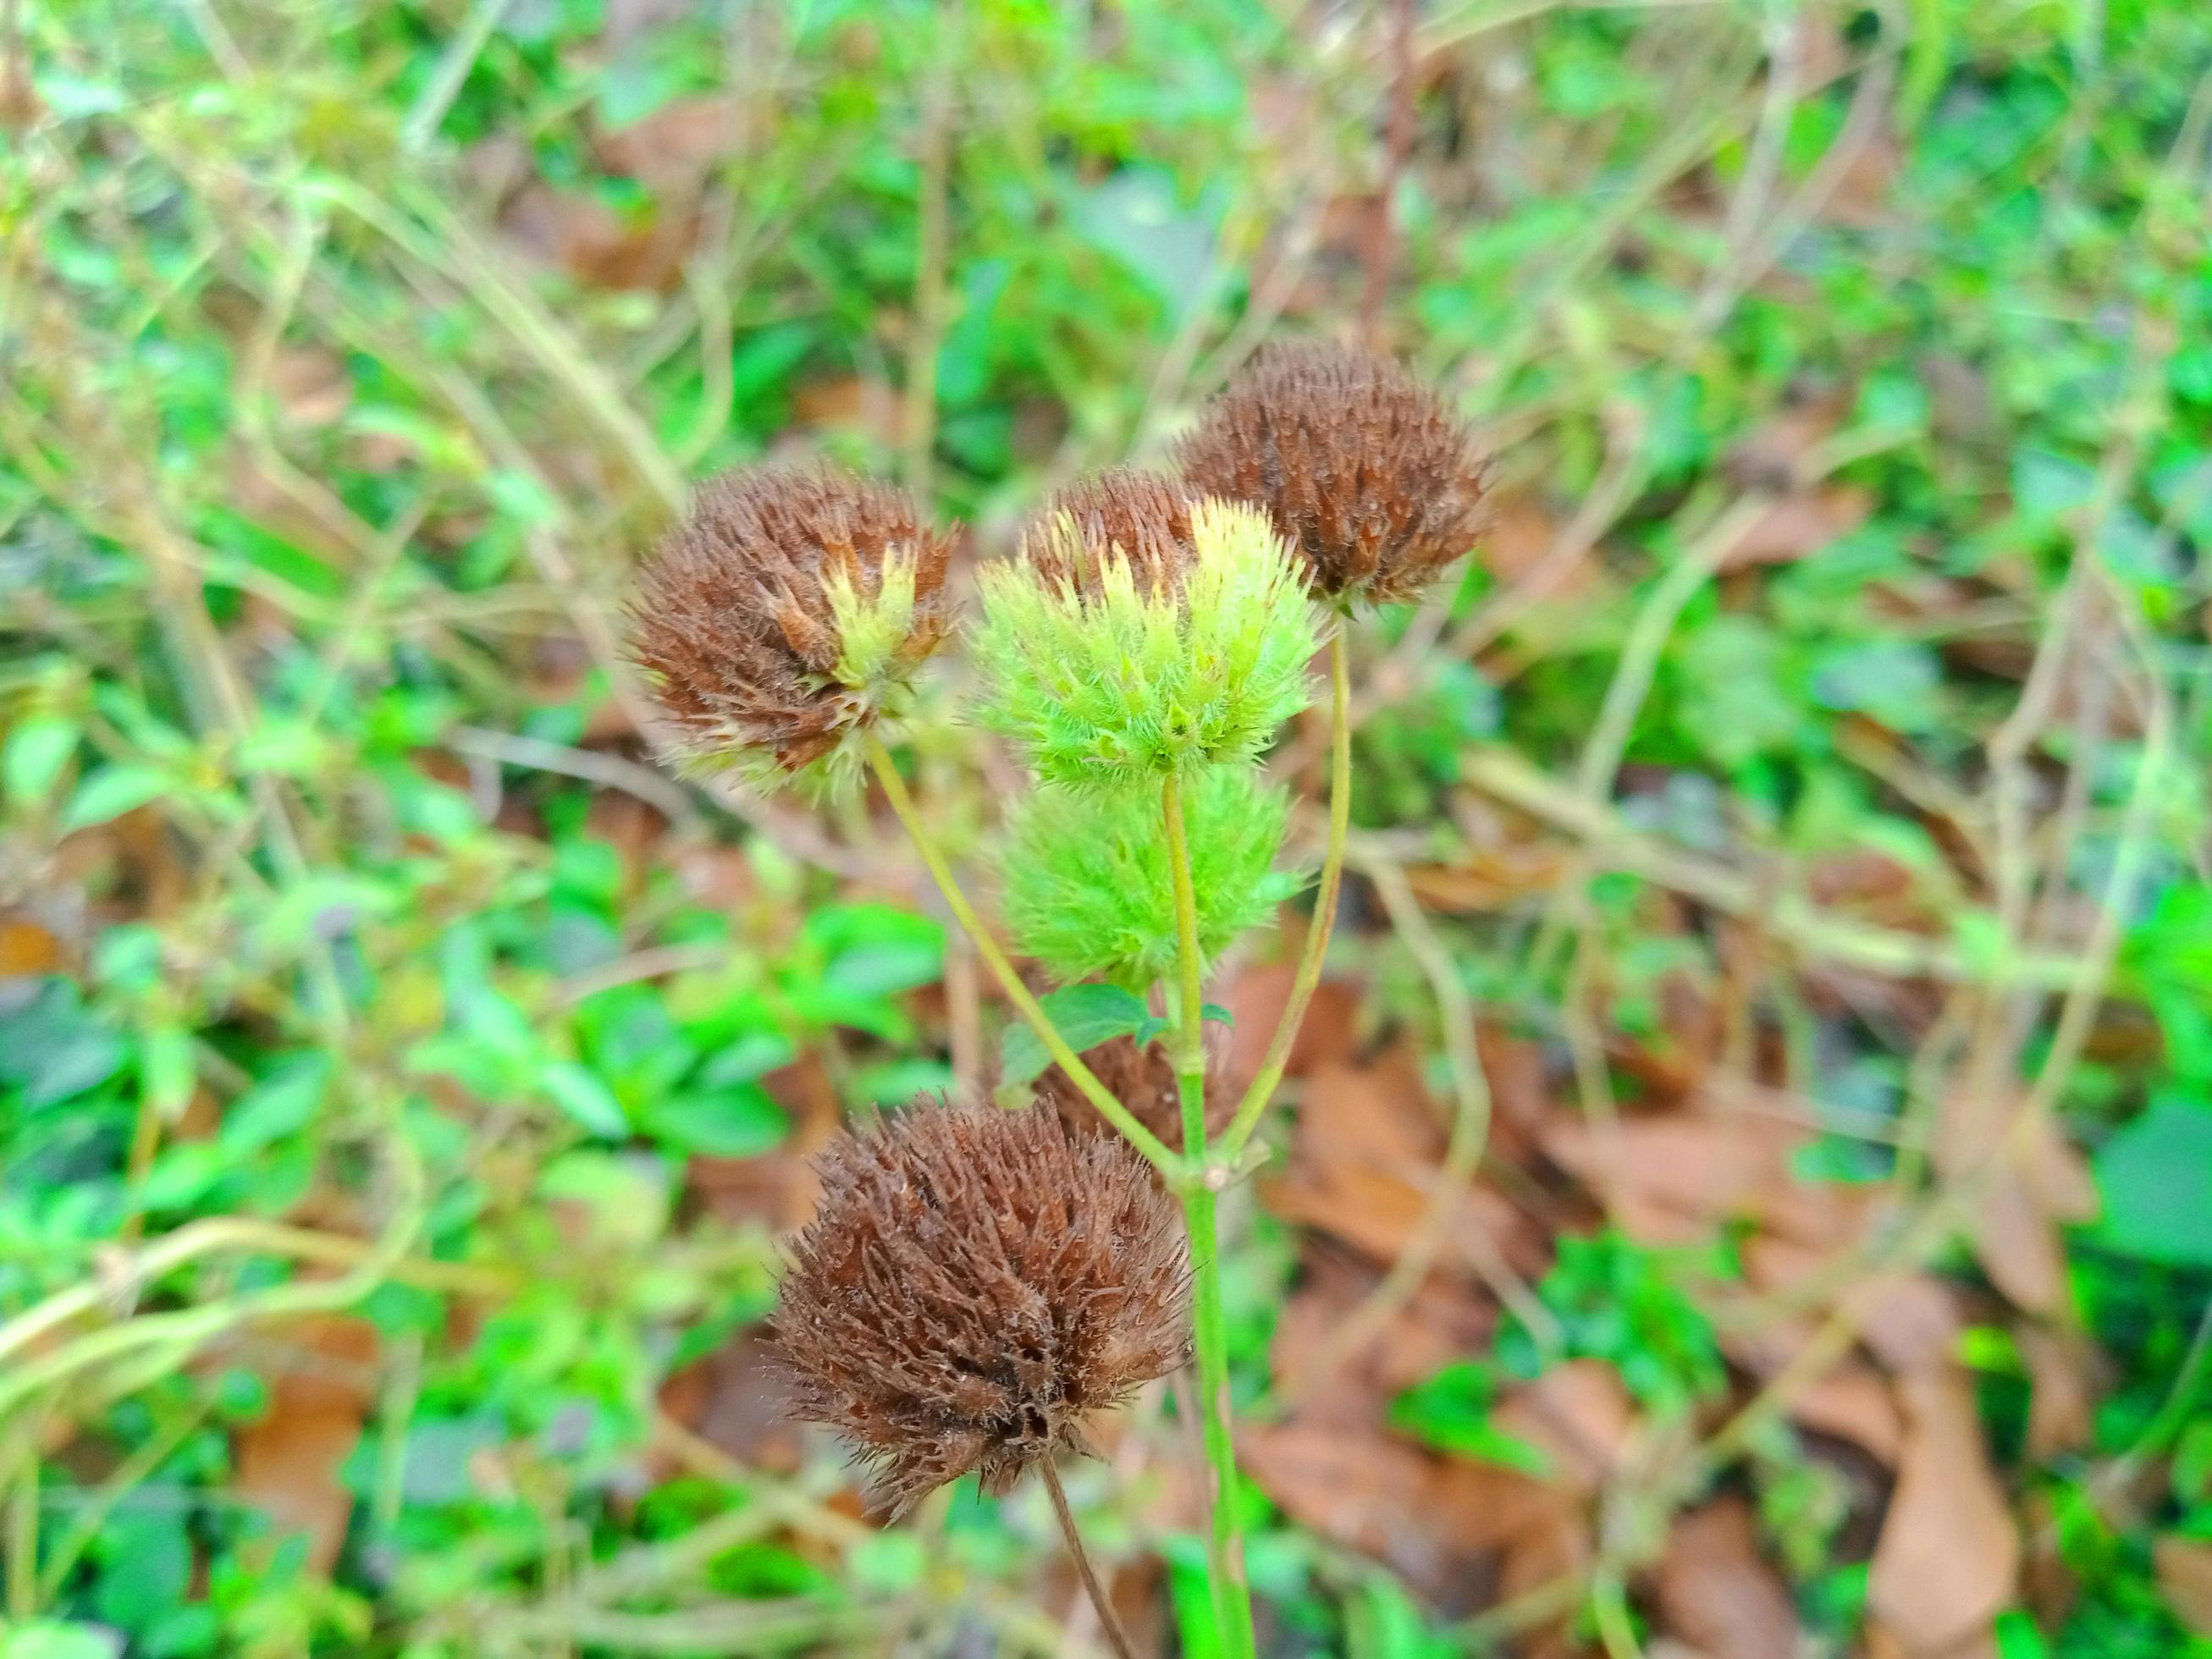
[973,494,1316,786]
[1036,1033,1231,1154]
[772,1100,1189,1516]
[1002,764,1298,988]
[1178,341,1488,606]
[1018,467,1197,598]
[628,464,954,791]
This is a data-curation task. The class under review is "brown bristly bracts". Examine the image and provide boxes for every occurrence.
[1178,339,1489,607]
[1016,466,1199,598]
[770,1099,1190,1518]
[628,464,954,774]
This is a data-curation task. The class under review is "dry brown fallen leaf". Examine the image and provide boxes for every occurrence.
[1541,1106,1812,1247]
[659,1331,803,1477]
[687,1054,841,1232]
[1867,1365,2021,1655]
[1477,495,1567,583]
[791,376,904,448]
[1246,1383,1602,1631]
[593,94,752,194]
[499,182,701,291]
[1934,1096,2099,1317]
[1784,1362,1905,1466]
[1259,1053,1442,1264]
[2154,1535,2212,1636]
[232,1314,378,1574]
[1404,846,1572,911]
[2019,1326,2097,1460]
[1218,959,1361,1093]
[0,918,62,977]
[1268,1248,1493,1426]
[268,344,353,429]
[1857,1273,1967,1376]
[1654,1497,1802,1659]
[1248,1249,1564,1617]
[1491,1359,1635,1499]
[1724,485,1874,570]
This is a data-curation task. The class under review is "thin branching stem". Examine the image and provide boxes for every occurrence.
[1283,844,1494,1405]
[1220,626,1353,1165]
[863,734,1183,1175]
[1040,1462,1139,1659]
[1162,769,1258,1659]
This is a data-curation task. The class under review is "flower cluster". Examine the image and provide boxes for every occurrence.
[1001,761,1297,989]
[772,1100,1189,1515]
[628,465,953,791]
[627,342,1487,1547]
[1179,340,1489,608]
[972,472,1317,788]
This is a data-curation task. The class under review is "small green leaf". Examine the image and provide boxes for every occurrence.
[2094,1094,2212,1265]
[60,763,168,831]
[138,1023,196,1116]
[219,1053,332,1154]
[1390,1360,1554,1477]
[0,980,126,1108]
[92,1507,191,1631]
[638,1086,788,1158]
[1992,1609,2050,1659]
[1000,983,1154,1088]
[540,1061,631,1139]
[696,1031,796,1088]
[3,714,79,805]
[0,1623,123,1659]
[849,1531,928,1595]
[823,937,944,1000]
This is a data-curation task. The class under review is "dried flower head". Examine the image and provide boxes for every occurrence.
[1002,765,1299,989]
[1017,467,1198,598]
[628,465,955,790]
[772,1100,1189,1516]
[974,490,1316,786]
[1036,1033,1230,1154]
[1178,341,1488,607]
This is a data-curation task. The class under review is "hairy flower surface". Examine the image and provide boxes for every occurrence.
[773,1100,1189,1516]
[1178,341,1488,605]
[1002,764,1297,987]
[1018,467,1198,597]
[974,491,1316,785]
[629,465,954,789]
[1036,1033,1230,1154]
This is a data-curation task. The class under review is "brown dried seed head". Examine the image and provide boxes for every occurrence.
[628,465,954,774]
[771,1100,1190,1516]
[1036,1033,1230,1155]
[1015,467,1198,598]
[1178,341,1489,605]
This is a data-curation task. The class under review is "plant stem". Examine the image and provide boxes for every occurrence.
[863,734,1182,1176]
[1040,1461,1139,1659]
[6,1432,37,1618]
[1220,626,1353,1164]
[1161,769,1258,1659]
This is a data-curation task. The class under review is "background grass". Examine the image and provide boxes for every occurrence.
[3,0,2212,1655]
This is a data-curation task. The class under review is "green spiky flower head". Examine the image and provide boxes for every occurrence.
[1002,764,1302,989]
[971,471,1318,788]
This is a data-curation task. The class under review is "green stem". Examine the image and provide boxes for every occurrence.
[7,1431,37,1618]
[1161,769,1258,1659]
[1219,626,1353,1165]
[863,735,1182,1176]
